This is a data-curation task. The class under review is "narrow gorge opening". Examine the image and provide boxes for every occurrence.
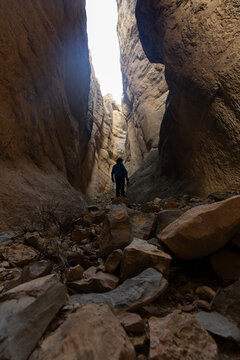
[86,0,123,104]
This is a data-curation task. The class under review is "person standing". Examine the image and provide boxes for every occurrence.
[111,158,129,197]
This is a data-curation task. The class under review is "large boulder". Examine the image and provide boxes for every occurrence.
[0,275,67,360]
[71,268,168,311]
[34,304,136,360]
[159,196,240,259]
[99,205,133,258]
[128,209,156,240]
[149,312,219,360]
[120,238,171,281]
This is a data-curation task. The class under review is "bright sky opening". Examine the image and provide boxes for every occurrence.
[86,0,123,104]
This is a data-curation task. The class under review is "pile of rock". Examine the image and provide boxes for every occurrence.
[0,194,239,359]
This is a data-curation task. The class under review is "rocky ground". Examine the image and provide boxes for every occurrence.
[0,191,240,360]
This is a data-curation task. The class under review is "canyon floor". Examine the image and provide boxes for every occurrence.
[0,190,240,360]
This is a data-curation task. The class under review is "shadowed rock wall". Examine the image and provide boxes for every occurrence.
[136,0,240,195]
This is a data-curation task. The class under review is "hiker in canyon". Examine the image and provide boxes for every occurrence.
[111,158,129,197]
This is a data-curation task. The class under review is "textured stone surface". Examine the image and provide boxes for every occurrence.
[0,275,67,360]
[116,0,168,175]
[136,0,240,196]
[105,249,123,273]
[195,311,240,344]
[210,250,240,282]
[149,312,219,360]
[100,205,133,258]
[159,196,240,259]
[0,0,92,231]
[3,243,37,266]
[128,209,156,240]
[68,270,119,293]
[121,238,171,280]
[116,311,145,334]
[214,279,240,327]
[34,304,136,360]
[71,268,168,311]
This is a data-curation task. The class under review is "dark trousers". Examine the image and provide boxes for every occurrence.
[116,177,125,197]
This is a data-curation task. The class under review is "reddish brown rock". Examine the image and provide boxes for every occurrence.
[195,286,216,302]
[210,250,240,282]
[121,238,171,281]
[3,243,37,266]
[159,196,240,259]
[149,312,219,360]
[67,264,84,282]
[163,202,179,210]
[116,311,145,334]
[128,209,156,240]
[105,249,123,273]
[99,205,133,258]
[34,304,136,360]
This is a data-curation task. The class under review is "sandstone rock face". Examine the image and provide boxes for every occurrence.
[0,275,67,360]
[35,304,136,360]
[121,238,171,281]
[159,196,240,259]
[116,0,168,174]
[136,0,240,196]
[100,205,133,258]
[0,0,93,230]
[71,268,168,311]
[149,312,219,360]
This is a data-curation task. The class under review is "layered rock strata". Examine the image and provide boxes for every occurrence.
[136,0,240,196]
[116,0,168,174]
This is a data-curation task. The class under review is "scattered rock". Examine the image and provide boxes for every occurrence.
[99,204,133,258]
[0,275,67,360]
[3,243,38,266]
[68,270,119,293]
[194,311,240,344]
[196,286,216,302]
[71,268,168,311]
[115,311,145,334]
[83,210,105,226]
[149,312,219,360]
[163,201,179,210]
[210,250,240,282]
[22,260,53,281]
[112,196,130,206]
[159,196,240,259]
[34,304,136,360]
[121,238,171,281]
[214,279,240,327]
[128,209,156,240]
[67,264,84,282]
[105,249,123,273]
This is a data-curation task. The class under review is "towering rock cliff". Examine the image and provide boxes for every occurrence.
[117,0,169,174]
[0,0,105,230]
[136,0,240,196]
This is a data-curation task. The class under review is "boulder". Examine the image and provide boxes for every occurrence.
[22,260,53,281]
[66,264,84,282]
[67,269,119,293]
[115,311,145,334]
[3,243,38,266]
[71,268,168,311]
[149,312,219,360]
[194,311,240,344]
[105,249,123,273]
[128,209,156,240]
[159,196,240,259]
[99,205,133,257]
[0,275,67,360]
[210,250,240,282]
[214,279,240,327]
[155,209,183,234]
[34,304,136,360]
[120,238,171,281]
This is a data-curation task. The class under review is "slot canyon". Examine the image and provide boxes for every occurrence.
[0,1,239,359]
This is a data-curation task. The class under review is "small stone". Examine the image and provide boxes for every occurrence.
[112,196,130,206]
[195,299,212,311]
[0,233,13,246]
[105,249,123,273]
[22,260,53,281]
[196,286,216,302]
[194,311,240,344]
[130,334,147,352]
[115,311,145,334]
[67,265,84,282]
[3,243,37,266]
[68,271,119,293]
[163,201,179,209]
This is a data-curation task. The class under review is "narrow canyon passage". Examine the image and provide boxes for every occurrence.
[0,0,239,359]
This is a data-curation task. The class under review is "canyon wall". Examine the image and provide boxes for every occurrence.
[136,0,240,196]
[0,0,104,230]
[116,0,169,174]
